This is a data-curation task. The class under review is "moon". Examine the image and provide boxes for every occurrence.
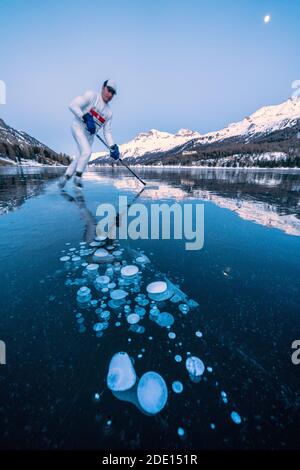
[264,14,271,24]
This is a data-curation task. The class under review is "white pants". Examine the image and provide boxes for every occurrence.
[65,122,94,177]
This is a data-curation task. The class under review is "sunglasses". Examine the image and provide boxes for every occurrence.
[107,86,116,95]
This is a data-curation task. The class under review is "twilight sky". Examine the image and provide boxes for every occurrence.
[0,0,299,155]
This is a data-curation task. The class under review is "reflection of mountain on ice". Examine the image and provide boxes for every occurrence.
[84,169,300,236]
[191,189,300,236]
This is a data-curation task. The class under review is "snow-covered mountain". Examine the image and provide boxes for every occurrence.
[0,118,69,166]
[197,97,300,145]
[91,97,300,165]
[91,128,201,162]
[0,118,46,148]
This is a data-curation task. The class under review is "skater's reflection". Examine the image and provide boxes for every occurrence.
[60,189,97,243]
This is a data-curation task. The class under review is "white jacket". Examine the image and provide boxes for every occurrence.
[69,90,114,147]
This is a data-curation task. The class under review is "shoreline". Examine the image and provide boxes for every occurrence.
[89,164,300,172]
[1,162,300,172]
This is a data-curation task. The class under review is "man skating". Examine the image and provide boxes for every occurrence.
[59,79,120,189]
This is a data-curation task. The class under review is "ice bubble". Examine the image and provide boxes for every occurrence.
[186,356,205,382]
[69,247,76,252]
[188,299,199,308]
[195,331,203,338]
[77,286,92,304]
[230,411,242,425]
[107,352,137,392]
[146,281,167,295]
[77,286,91,297]
[77,317,85,324]
[86,264,99,273]
[110,289,128,301]
[148,287,174,302]
[210,423,216,430]
[91,300,98,307]
[170,294,181,303]
[175,355,182,363]
[177,427,185,437]
[108,299,126,310]
[108,282,116,289]
[172,381,183,394]
[129,325,145,334]
[115,322,121,327]
[127,313,140,325]
[90,241,102,247]
[207,367,213,373]
[94,392,100,401]
[72,256,81,262]
[150,304,160,313]
[221,391,228,404]
[134,306,146,317]
[105,267,114,277]
[95,275,110,287]
[93,248,113,263]
[137,371,168,415]
[121,265,139,279]
[156,312,174,327]
[179,304,190,314]
[106,244,115,251]
[93,322,105,332]
[100,310,110,320]
[135,254,150,264]
[60,256,70,262]
[113,250,122,258]
[168,332,176,339]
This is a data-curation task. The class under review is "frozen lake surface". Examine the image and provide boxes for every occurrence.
[0,166,300,450]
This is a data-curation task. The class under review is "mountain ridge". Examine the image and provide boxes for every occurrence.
[91,97,300,167]
[0,118,69,166]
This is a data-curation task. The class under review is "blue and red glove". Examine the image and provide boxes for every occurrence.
[110,144,120,160]
[82,113,96,135]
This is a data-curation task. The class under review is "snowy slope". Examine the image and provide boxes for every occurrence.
[0,117,70,166]
[91,128,201,161]
[0,118,45,148]
[91,97,300,163]
[197,97,300,145]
